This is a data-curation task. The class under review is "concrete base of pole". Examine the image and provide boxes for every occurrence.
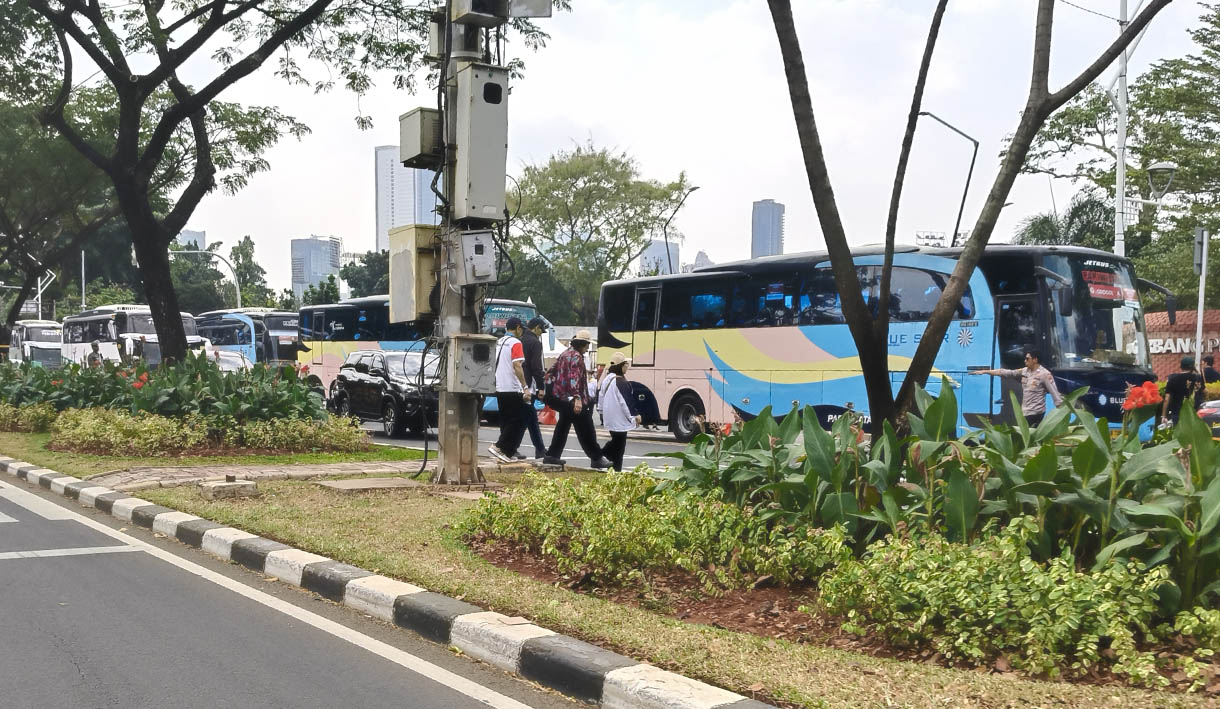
[433,391,485,485]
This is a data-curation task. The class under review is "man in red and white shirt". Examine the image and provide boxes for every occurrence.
[489,317,532,462]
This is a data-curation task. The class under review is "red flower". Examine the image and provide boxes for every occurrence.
[133,380,145,390]
[1122,380,1162,411]
[139,372,149,382]
[51,380,62,386]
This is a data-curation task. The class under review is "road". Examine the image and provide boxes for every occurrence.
[366,422,690,468]
[0,478,572,709]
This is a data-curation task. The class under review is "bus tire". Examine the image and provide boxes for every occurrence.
[383,401,406,438]
[669,392,705,443]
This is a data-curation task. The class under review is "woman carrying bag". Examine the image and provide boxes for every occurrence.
[598,352,641,472]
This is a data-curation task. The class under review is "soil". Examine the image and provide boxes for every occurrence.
[469,536,1220,697]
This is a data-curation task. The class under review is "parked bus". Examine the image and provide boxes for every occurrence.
[597,245,1170,441]
[8,320,63,368]
[198,308,305,365]
[298,295,542,397]
[62,305,206,365]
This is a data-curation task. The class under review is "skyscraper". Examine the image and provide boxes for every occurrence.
[291,235,343,301]
[751,199,785,258]
[178,229,207,249]
[638,239,680,275]
[374,145,440,252]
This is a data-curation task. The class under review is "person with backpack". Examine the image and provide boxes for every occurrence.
[520,317,549,460]
[543,330,610,469]
[1163,356,1205,426]
[488,317,532,462]
[597,352,640,472]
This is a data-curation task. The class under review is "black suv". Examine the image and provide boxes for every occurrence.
[330,349,440,437]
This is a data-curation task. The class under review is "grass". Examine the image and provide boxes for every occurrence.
[128,474,1206,709]
[0,432,425,479]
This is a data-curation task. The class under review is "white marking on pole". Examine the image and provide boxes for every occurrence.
[0,545,142,560]
[11,478,536,709]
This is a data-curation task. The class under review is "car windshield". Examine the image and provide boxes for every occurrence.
[27,327,61,343]
[1043,254,1150,370]
[385,352,439,380]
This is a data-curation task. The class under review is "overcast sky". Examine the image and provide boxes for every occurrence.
[182,0,1204,293]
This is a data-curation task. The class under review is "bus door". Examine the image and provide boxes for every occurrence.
[310,310,325,365]
[993,297,1039,425]
[632,288,660,367]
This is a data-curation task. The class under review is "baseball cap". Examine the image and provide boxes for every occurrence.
[505,316,523,331]
[527,317,547,331]
[608,352,631,366]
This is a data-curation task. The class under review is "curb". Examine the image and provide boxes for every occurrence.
[0,455,772,709]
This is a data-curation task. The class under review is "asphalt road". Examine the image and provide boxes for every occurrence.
[0,479,573,709]
[365,422,690,468]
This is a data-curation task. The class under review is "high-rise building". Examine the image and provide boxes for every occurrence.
[639,239,680,275]
[751,199,785,258]
[179,229,207,249]
[291,235,343,301]
[374,145,440,252]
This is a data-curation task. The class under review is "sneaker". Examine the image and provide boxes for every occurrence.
[590,458,612,470]
[514,453,527,461]
[542,455,567,466]
[487,445,511,463]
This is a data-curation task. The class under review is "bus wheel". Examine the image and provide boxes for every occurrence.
[669,393,705,443]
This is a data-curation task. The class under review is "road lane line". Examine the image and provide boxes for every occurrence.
[0,511,16,523]
[0,545,142,560]
[0,481,75,520]
[8,480,537,709]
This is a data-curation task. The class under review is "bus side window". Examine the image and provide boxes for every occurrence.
[601,285,634,332]
[731,273,798,327]
[887,268,975,321]
[799,269,845,324]
[634,291,659,332]
[660,280,727,330]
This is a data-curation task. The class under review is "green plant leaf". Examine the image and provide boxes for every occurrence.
[1196,475,1220,540]
[922,376,958,442]
[944,466,979,543]
[1021,443,1059,484]
[801,405,836,478]
[1071,437,1108,484]
[1092,532,1149,571]
[820,492,859,534]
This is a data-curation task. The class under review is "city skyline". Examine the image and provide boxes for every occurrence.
[374,145,439,253]
[751,199,785,259]
[290,235,342,301]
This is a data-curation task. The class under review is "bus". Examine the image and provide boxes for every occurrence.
[298,295,542,399]
[62,305,206,365]
[198,308,305,365]
[597,245,1169,441]
[9,320,63,368]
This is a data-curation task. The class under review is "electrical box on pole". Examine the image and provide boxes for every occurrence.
[399,108,443,170]
[446,334,498,393]
[448,230,499,287]
[388,224,439,324]
[453,63,510,222]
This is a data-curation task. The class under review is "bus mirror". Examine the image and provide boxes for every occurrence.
[1056,287,1073,317]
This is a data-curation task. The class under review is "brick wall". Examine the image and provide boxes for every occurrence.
[1145,310,1220,379]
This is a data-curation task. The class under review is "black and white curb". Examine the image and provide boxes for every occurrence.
[0,456,772,709]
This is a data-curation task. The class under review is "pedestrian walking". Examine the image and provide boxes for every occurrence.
[521,317,549,460]
[487,317,532,463]
[1163,356,1205,426]
[597,352,641,472]
[544,329,610,469]
[1203,355,1219,384]
[86,340,104,368]
[969,349,1064,426]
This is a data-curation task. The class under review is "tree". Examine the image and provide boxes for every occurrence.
[1022,3,1220,308]
[510,143,691,322]
[230,235,273,307]
[767,0,1171,430]
[1013,189,1114,251]
[492,248,578,323]
[275,288,299,311]
[6,1,561,361]
[303,275,340,306]
[169,240,232,314]
[340,250,388,298]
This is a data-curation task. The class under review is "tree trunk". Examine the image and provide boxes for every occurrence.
[132,229,188,362]
[4,272,38,329]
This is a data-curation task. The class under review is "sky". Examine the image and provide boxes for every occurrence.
[178,0,1206,293]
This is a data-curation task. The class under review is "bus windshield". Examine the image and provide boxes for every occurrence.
[1044,254,1149,370]
[484,302,538,336]
[26,327,61,343]
[127,314,199,336]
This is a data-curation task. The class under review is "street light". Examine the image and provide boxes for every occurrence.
[169,249,242,309]
[1146,161,1178,200]
[918,111,979,248]
[662,185,700,274]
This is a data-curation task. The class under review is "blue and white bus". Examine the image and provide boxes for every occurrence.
[597,244,1171,441]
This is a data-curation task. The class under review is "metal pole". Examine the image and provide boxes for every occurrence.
[169,249,242,309]
[81,250,86,310]
[662,186,699,274]
[1196,229,1210,371]
[1113,0,1129,257]
[917,112,979,246]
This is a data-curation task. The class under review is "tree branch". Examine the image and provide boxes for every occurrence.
[37,27,113,174]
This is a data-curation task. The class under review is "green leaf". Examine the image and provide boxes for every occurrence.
[921,376,958,442]
[820,492,859,534]
[1197,475,1220,540]
[944,466,979,542]
[1120,443,1184,486]
[1021,443,1059,484]
[1071,436,1108,484]
[801,405,836,477]
[1177,404,1219,486]
[1092,532,1149,571]
[1125,503,1195,543]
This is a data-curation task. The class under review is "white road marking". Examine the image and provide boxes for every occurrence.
[0,511,17,523]
[0,481,75,520]
[0,545,142,560]
[5,478,538,709]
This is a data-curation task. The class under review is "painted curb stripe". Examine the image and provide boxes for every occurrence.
[393,592,484,644]
[152,511,200,537]
[230,537,291,572]
[200,527,258,560]
[301,560,374,603]
[92,491,126,514]
[37,472,71,490]
[603,664,749,709]
[264,548,330,587]
[131,504,175,529]
[519,634,638,704]
[175,519,226,548]
[450,611,555,674]
[49,476,80,495]
[62,480,94,500]
[110,498,156,522]
[78,487,115,507]
[341,575,424,622]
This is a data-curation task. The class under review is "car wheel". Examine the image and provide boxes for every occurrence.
[669,392,705,443]
[335,395,351,418]
[383,401,406,437]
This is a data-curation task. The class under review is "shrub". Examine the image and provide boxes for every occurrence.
[459,470,852,589]
[0,402,59,433]
[817,517,1172,685]
[227,416,368,453]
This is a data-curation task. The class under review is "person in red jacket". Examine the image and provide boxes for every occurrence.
[543,330,609,469]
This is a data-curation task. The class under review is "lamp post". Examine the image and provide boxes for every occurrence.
[1113,160,1177,256]
[169,249,242,309]
[918,111,978,248]
[662,185,700,274]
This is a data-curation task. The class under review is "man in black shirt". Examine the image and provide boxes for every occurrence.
[521,317,550,460]
[1203,355,1219,384]
[1163,356,1205,425]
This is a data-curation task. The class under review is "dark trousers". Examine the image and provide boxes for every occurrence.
[1026,412,1045,427]
[495,393,528,456]
[547,401,602,462]
[602,431,629,472]
[524,400,546,458]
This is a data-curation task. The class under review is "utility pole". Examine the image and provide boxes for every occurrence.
[1195,227,1210,369]
[1113,0,1129,257]
[394,1,551,484]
